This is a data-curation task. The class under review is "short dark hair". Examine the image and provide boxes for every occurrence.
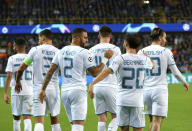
[72,28,87,39]
[39,29,53,40]
[150,28,165,41]
[124,34,141,49]
[14,39,26,48]
[99,26,112,37]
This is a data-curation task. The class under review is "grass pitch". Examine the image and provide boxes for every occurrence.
[0,84,191,131]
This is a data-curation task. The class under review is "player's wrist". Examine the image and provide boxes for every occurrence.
[102,57,108,65]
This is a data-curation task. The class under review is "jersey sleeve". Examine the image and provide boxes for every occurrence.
[52,51,60,66]
[109,55,123,73]
[83,49,95,69]
[89,48,97,67]
[166,49,175,66]
[5,57,13,72]
[137,49,143,55]
[25,47,37,62]
[115,47,122,56]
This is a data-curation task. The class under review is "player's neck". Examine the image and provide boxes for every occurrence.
[43,40,52,45]
[152,41,161,46]
[71,40,80,46]
[126,49,136,54]
[100,38,110,44]
[17,50,25,54]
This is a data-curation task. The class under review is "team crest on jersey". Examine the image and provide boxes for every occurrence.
[88,57,93,62]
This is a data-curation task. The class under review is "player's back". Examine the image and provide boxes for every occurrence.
[139,45,175,88]
[6,54,33,95]
[55,45,93,91]
[28,44,59,86]
[115,53,147,107]
[89,43,121,87]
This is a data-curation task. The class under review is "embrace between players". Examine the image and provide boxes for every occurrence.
[4,26,189,131]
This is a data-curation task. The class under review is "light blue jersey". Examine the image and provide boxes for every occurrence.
[109,53,153,107]
[138,45,175,89]
[6,54,33,95]
[25,44,59,91]
[89,43,121,87]
[52,45,95,91]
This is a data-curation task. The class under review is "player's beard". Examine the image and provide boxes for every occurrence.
[79,38,85,48]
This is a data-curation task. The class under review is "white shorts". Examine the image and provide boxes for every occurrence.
[33,88,60,117]
[93,86,116,115]
[11,95,33,116]
[61,89,87,122]
[144,87,168,117]
[117,106,145,128]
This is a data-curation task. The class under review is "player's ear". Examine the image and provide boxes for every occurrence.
[98,34,100,39]
[110,34,112,39]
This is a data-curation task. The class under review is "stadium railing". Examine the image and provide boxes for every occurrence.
[1,17,192,25]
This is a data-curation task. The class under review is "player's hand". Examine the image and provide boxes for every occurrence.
[104,49,114,59]
[15,82,22,94]
[143,50,155,69]
[4,94,10,104]
[184,83,189,91]
[88,84,94,99]
[38,90,46,103]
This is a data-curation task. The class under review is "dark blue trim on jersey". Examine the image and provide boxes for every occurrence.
[108,67,114,74]
[145,114,167,118]
[118,125,144,128]
[87,66,96,70]
[168,64,175,66]
[22,114,33,116]
[13,64,20,67]
[96,111,116,115]
[79,48,85,53]
[51,62,59,66]
[120,55,125,61]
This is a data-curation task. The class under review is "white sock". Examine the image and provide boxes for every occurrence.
[72,124,84,131]
[13,120,21,131]
[34,123,44,131]
[98,122,106,131]
[24,119,32,131]
[52,124,61,131]
[107,118,118,131]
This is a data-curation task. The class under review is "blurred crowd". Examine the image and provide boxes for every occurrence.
[0,0,192,24]
[0,32,192,74]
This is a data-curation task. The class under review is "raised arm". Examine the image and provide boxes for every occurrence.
[38,64,58,103]
[89,68,112,98]
[4,72,12,104]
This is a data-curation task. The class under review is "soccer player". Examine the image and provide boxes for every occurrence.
[38,28,114,131]
[138,28,189,131]
[89,34,154,131]
[89,26,121,131]
[4,39,33,131]
[15,29,61,131]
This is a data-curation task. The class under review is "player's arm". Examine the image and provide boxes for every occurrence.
[89,68,112,98]
[4,72,12,104]
[39,64,58,103]
[169,65,189,91]
[87,49,114,77]
[15,62,29,93]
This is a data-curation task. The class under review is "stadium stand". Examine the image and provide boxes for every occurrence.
[0,0,191,74]
[0,32,192,74]
[0,0,192,24]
